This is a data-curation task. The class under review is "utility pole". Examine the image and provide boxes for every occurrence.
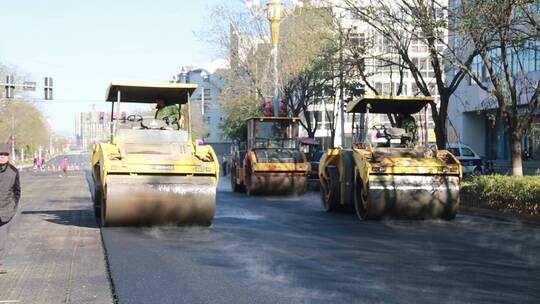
[11,113,16,161]
[201,88,205,116]
[339,24,345,148]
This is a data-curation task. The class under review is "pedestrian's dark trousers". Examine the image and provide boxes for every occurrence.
[0,220,12,263]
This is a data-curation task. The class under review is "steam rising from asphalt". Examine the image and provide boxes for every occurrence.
[382,213,540,268]
[218,242,336,303]
[215,209,264,220]
[142,225,212,240]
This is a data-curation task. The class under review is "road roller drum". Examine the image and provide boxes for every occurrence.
[103,175,216,226]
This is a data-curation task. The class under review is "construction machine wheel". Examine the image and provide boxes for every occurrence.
[292,177,307,195]
[321,166,340,212]
[245,161,257,196]
[353,173,382,220]
[353,173,368,220]
[92,165,102,219]
[94,185,102,219]
[230,166,244,193]
[441,197,458,220]
[100,183,110,227]
[441,210,457,221]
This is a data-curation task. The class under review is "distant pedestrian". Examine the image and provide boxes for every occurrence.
[222,156,228,176]
[36,158,43,171]
[60,157,69,178]
[0,143,21,274]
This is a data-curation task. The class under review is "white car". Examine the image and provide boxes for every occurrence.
[446,143,484,175]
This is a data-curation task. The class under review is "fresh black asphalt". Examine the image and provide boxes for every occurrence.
[101,178,540,304]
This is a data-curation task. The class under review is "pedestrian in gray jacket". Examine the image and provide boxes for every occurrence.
[0,143,20,274]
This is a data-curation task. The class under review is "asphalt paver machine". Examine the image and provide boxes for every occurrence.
[230,117,309,195]
[319,96,462,220]
[92,82,219,226]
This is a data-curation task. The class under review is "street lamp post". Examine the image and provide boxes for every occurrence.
[200,70,208,117]
[246,0,303,116]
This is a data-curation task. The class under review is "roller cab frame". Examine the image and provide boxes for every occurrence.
[230,117,309,195]
[91,82,220,227]
[319,96,462,220]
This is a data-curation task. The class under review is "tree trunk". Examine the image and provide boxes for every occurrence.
[307,128,315,139]
[508,127,524,176]
[430,100,447,150]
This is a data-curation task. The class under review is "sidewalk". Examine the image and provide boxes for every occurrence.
[0,171,113,304]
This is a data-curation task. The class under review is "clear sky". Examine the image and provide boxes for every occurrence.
[0,0,225,137]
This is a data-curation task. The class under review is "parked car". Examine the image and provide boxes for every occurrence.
[446,143,484,175]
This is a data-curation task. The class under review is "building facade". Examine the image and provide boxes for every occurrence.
[449,55,540,161]
[173,59,230,153]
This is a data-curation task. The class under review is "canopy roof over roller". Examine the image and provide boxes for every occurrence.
[346,95,433,114]
[105,82,198,104]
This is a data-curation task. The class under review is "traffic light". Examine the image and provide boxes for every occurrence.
[5,75,14,99]
[264,97,273,117]
[279,99,288,117]
[44,77,53,100]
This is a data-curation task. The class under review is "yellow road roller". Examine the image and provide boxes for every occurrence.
[319,96,462,220]
[230,117,309,195]
[92,82,219,226]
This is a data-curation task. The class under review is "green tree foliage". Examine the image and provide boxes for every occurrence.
[219,90,263,140]
[0,100,51,155]
[0,63,54,157]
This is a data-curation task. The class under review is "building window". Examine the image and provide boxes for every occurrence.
[410,32,428,53]
[349,32,366,48]
[201,71,210,83]
[197,88,211,101]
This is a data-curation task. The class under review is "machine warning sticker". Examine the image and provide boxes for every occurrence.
[151,165,175,170]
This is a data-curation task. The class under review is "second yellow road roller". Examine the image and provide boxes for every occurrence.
[230,117,309,195]
[92,82,219,226]
[319,96,462,220]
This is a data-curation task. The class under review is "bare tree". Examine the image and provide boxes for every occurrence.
[340,0,481,149]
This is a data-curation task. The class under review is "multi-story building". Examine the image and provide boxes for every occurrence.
[174,59,229,153]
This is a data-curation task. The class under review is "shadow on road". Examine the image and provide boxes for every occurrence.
[21,209,98,229]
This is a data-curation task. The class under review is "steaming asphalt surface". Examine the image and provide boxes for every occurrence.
[101,178,540,304]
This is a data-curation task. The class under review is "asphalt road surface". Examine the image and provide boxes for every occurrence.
[98,177,540,304]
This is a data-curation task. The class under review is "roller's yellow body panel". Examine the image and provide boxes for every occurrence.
[93,141,219,185]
